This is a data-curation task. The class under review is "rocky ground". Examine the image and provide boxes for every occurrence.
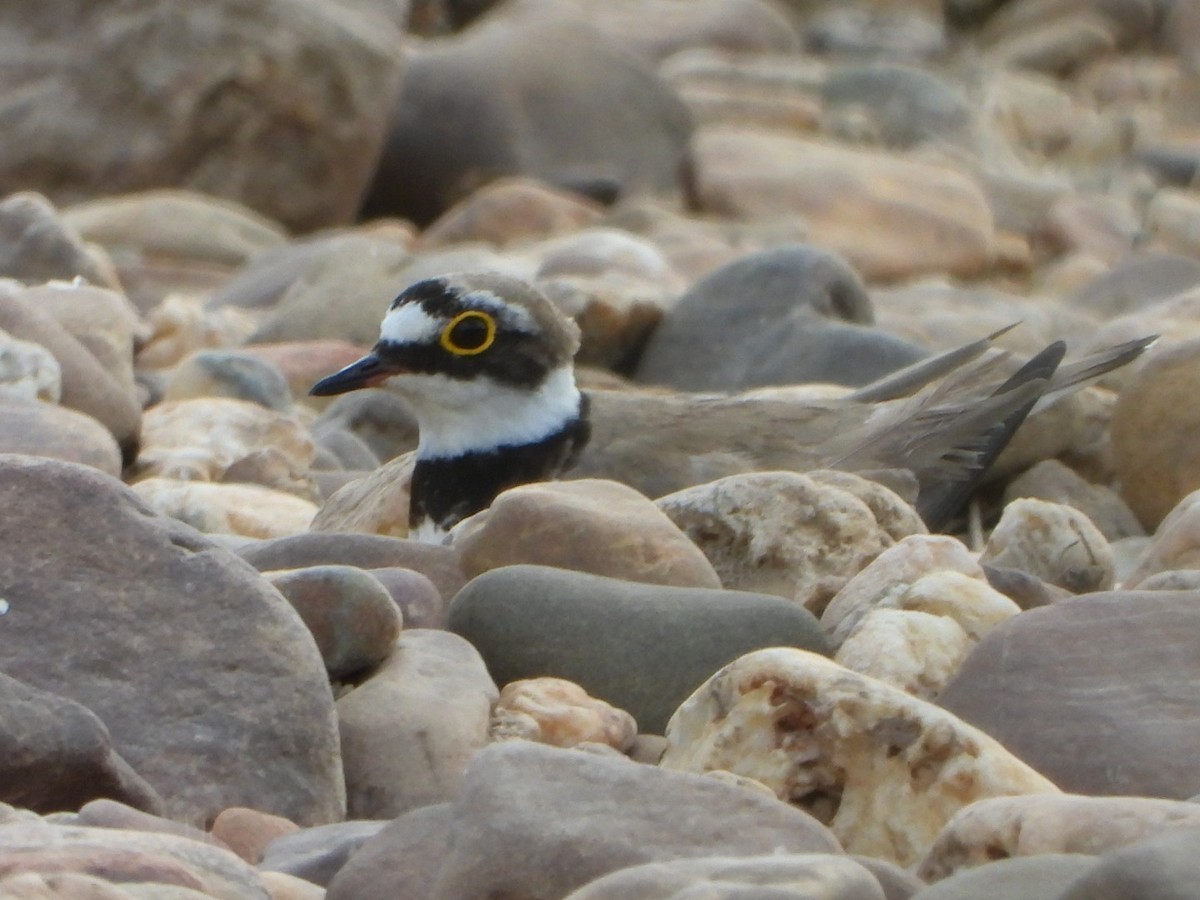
[2,0,1200,897]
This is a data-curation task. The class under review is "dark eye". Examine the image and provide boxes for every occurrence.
[440,310,496,356]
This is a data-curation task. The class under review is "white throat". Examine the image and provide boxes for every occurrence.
[389,366,582,459]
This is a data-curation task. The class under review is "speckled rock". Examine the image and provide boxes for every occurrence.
[980,498,1115,593]
[264,565,402,680]
[328,741,841,900]
[336,629,497,818]
[0,456,344,826]
[693,129,995,282]
[821,535,996,647]
[661,648,1059,867]
[447,564,828,734]
[130,478,318,539]
[0,329,60,402]
[1112,336,1200,528]
[917,794,1200,883]
[136,294,256,371]
[164,351,293,411]
[657,470,904,607]
[834,609,973,700]
[132,398,316,499]
[939,590,1200,798]
[564,854,889,900]
[490,677,638,752]
[0,397,122,476]
[452,479,722,589]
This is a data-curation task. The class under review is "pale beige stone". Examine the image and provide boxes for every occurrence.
[0,329,61,402]
[661,648,1059,867]
[309,452,413,538]
[137,295,257,371]
[806,470,927,543]
[490,677,638,752]
[656,471,894,609]
[133,397,317,499]
[131,478,318,539]
[981,497,1115,593]
[896,571,1021,641]
[454,479,721,588]
[1124,488,1200,587]
[834,609,972,700]
[820,534,987,646]
[917,793,1200,883]
[258,870,326,900]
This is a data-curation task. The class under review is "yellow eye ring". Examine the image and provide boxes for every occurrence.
[439,310,497,356]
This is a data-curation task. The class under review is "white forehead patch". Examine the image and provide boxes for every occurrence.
[380,302,441,345]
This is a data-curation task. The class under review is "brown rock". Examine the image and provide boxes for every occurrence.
[693,128,995,281]
[72,798,219,847]
[364,566,445,628]
[661,648,1058,867]
[0,192,117,288]
[0,398,122,476]
[1112,337,1200,528]
[23,282,142,401]
[0,820,270,898]
[0,0,404,232]
[235,531,467,601]
[0,456,344,826]
[328,741,841,900]
[453,479,722,588]
[939,590,1200,798]
[62,189,288,270]
[0,673,162,816]
[421,177,604,248]
[0,282,141,461]
[917,793,1200,883]
[657,471,902,609]
[336,630,497,818]
[210,807,300,866]
[242,340,369,410]
[265,565,402,680]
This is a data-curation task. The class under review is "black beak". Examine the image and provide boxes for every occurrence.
[309,352,398,396]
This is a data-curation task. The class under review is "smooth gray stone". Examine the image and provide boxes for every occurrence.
[635,244,926,391]
[447,564,830,734]
[1057,828,1200,900]
[259,819,389,887]
[911,855,1097,900]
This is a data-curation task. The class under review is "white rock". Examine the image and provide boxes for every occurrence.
[834,608,972,700]
[981,497,1115,593]
[661,648,1059,867]
[131,477,317,539]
